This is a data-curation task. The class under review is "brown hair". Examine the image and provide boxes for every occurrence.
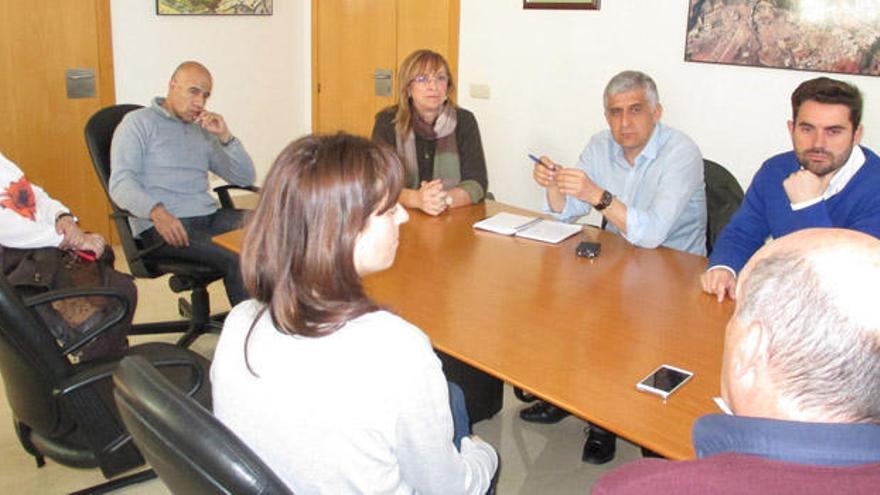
[240,133,404,338]
[791,77,862,129]
[392,49,456,135]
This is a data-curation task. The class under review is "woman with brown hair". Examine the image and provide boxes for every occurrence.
[211,133,497,493]
[372,49,488,216]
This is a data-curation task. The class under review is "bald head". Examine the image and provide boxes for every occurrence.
[163,61,213,123]
[742,229,880,327]
[724,229,880,423]
[171,61,211,83]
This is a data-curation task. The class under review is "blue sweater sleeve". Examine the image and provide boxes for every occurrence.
[708,164,773,273]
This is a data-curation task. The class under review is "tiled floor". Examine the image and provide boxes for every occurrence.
[0,249,640,494]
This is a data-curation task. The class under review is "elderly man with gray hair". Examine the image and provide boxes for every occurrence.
[528,70,707,463]
[593,228,880,493]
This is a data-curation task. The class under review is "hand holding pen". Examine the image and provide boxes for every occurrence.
[529,153,560,188]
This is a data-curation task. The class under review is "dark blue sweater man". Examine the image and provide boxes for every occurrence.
[702,77,880,301]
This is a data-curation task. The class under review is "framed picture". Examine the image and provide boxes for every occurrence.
[685,1,880,76]
[523,0,599,10]
[157,0,272,16]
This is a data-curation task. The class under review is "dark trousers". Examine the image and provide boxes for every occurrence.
[140,209,247,306]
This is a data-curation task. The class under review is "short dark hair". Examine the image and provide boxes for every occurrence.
[240,133,404,337]
[791,77,862,129]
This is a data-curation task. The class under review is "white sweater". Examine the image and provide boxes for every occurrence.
[0,152,69,248]
[211,302,498,494]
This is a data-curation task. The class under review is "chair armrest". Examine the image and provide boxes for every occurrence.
[55,355,207,455]
[25,287,130,357]
[111,209,166,261]
[58,356,206,399]
[214,184,259,210]
[24,286,130,308]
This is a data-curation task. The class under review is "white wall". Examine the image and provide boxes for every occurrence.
[108,0,880,209]
[109,0,312,183]
[457,0,880,212]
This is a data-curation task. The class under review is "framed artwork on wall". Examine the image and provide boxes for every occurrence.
[523,0,599,10]
[157,0,272,15]
[686,1,880,76]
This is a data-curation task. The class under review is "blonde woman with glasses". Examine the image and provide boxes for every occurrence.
[372,49,488,216]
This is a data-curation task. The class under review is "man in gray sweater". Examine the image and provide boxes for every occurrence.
[110,61,255,306]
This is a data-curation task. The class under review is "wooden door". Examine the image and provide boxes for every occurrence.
[312,0,460,137]
[396,0,459,78]
[0,0,116,238]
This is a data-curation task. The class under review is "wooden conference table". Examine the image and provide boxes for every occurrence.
[215,200,734,460]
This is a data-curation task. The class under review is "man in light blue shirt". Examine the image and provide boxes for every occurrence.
[534,71,706,255]
[526,70,707,464]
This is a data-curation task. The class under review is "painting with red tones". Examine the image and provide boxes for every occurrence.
[1,176,37,221]
[685,0,880,76]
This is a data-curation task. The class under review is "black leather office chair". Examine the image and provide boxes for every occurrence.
[84,104,253,347]
[704,159,744,256]
[0,273,211,493]
[113,355,293,495]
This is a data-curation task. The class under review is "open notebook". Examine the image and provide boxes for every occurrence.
[473,212,582,244]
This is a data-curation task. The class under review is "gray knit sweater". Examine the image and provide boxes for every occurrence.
[109,97,255,235]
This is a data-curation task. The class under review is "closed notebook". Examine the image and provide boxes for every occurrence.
[473,212,582,244]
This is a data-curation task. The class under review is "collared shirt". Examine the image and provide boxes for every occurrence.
[547,122,707,256]
[109,97,255,236]
[693,414,880,467]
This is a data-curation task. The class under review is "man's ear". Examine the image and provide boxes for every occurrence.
[732,320,769,390]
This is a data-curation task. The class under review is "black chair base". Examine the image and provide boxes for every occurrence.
[175,287,225,347]
[127,285,226,348]
[14,421,46,468]
[513,387,537,402]
[68,469,157,495]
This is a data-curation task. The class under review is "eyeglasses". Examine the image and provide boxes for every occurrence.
[412,74,449,87]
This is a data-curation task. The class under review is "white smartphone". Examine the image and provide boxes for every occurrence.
[636,364,694,400]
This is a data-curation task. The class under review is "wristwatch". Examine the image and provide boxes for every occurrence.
[594,190,613,211]
[56,212,76,222]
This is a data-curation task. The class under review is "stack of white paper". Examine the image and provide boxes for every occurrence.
[473,212,582,244]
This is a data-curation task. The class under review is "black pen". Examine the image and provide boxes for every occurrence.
[528,153,556,171]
